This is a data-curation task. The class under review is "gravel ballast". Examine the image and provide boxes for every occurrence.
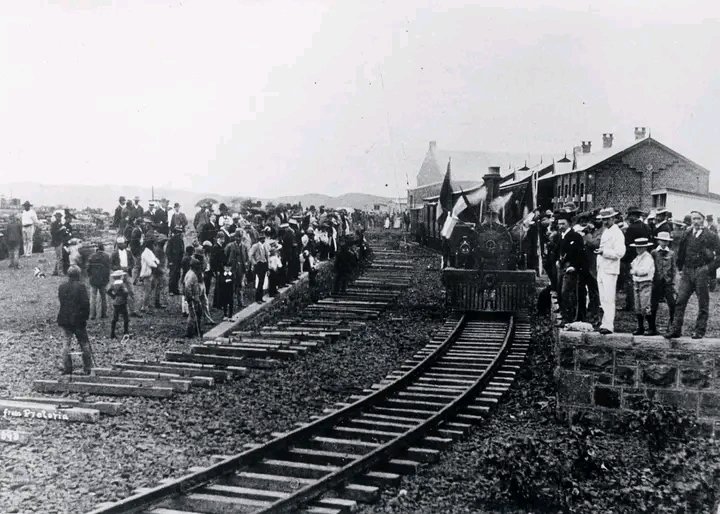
[0,236,446,513]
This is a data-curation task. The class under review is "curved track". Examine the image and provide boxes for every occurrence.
[90,312,518,514]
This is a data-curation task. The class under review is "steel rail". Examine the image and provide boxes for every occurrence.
[258,312,514,513]
[89,312,514,514]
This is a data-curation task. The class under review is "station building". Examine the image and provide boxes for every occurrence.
[409,129,720,243]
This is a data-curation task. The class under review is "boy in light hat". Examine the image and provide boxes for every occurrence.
[107,270,130,339]
[629,237,655,335]
[649,231,676,335]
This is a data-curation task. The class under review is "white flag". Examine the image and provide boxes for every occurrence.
[440,215,457,239]
[435,199,443,221]
[451,194,469,218]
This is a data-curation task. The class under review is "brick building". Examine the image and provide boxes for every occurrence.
[500,127,720,218]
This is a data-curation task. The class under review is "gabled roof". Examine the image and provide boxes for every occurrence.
[538,135,710,181]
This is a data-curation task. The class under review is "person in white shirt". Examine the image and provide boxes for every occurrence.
[595,207,627,334]
[20,201,39,257]
[629,237,655,335]
[139,240,159,312]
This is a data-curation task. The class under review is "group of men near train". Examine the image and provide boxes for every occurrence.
[47,195,368,375]
[546,204,720,340]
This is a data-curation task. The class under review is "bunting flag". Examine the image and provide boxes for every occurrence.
[438,158,453,225]
[440,214,457,239]
[452,188,470,218]
[441,188,472,239]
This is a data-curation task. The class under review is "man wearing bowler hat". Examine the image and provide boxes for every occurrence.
[666,210,720,339]
[595,207,626,334]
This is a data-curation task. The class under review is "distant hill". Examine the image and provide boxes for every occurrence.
[0,182,236,213]
[273,192,393,210]
[0,182,394,213]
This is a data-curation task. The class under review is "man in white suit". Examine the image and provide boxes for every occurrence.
[595,207,626,334]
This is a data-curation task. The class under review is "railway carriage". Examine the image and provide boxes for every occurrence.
[441,166,536,318]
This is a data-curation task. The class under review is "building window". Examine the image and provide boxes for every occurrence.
[557,185,562,197]
[564,184,568,196]
[580,183,585,197]
[652,193,667,208]
[572,184,577,196]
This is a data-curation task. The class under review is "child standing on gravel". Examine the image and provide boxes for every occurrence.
[107,270,130,339]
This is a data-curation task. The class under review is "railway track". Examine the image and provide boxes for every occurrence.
[90,312,530,513]
[28,248,414,401]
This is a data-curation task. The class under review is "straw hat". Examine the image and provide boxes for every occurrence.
[629,237,653,248]
[655,231,673,242]
[596,207,618,219]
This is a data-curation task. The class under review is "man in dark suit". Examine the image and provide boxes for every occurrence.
[57,265,94,374]
[113,196,126,229]
[666,210,720,339]
[556,211,586,323]
[152,200,169,236]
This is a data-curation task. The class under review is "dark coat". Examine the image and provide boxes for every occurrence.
[5,221,23,248]
[87,251,111,288]
[166,235,185,266]
[50,220,67,246]
[57,280,90,328]
[559,229,585,271]
[170,212,188,232]
[111,248,135,271]
[130,227,144,256]
[113,204,124,228]
[210,243,226,273]
[623,221,652,263]
[676,227,720,271]
[152,208,169,235]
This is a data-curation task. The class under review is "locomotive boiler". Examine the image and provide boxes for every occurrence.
[441,166,536,317]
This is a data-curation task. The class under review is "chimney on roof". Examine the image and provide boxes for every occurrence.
[429,141,437,152]
[634,127,647,140]
[581,141,592,154]
[602,133,614,149]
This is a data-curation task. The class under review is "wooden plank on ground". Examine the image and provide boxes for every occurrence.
[116,362,230,381]
[96,367,215,388]
[164,351,247,368]
[12,397,123,416]
[0,399,100,423]
[33,379,174,398]
[79,373,192,393]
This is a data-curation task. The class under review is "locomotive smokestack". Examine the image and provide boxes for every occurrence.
[482,166,501,221]
[483,166,501,206]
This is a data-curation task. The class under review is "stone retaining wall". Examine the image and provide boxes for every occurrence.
[552,293,720,437]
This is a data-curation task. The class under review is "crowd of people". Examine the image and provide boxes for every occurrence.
[10,195,372,375]
[542,203,720,339]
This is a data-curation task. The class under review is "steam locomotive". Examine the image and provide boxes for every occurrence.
[441,166,536,318]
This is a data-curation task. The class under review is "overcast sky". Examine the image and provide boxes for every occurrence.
[1,1,719,199]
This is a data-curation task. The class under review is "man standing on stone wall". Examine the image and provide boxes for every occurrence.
[666,210,720,340]
[595,208,626,335]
